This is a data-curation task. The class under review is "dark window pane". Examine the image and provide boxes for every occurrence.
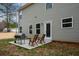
[63,23,72,27]
[29,30,32,34]
[62,18,72,23]
[19,26,22,33]
[36,24,40,28]
[29,25,32,29]
[46,3,52,9]
[46,23,50,37]
[36,29,40,34]
[29,25,32,34]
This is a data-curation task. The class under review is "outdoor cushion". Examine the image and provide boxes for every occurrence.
[27,34,34,39]
[38,34,43,38]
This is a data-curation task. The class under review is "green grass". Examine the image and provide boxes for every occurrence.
[8,23,16,28]
[0,39,79,56]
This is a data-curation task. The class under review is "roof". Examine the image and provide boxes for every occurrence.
[18,3,33,11]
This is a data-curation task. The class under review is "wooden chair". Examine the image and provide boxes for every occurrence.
[29,34,38,46]
[37,34,45,44]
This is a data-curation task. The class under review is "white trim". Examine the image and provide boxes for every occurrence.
[28,25,29,34]
[16,12,19,33]
[44,21,52,40]
[46,3,53,10]
[28,24,33,34]
[35,23,41,34]
[61,16,73,29]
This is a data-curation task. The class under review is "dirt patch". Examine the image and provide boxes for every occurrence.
[0,32,16,40]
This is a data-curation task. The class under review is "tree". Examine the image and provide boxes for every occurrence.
[0,3,21,32]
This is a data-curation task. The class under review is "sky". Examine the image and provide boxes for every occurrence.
[0,3,22,22]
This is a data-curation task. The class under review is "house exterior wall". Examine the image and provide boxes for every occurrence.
[20,3,79,42]
[51,4,79,42]
[20,3,46,35]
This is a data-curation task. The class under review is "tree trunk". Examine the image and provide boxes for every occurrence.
[6,7,10,32]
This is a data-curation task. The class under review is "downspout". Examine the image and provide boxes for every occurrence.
[16,11,20,33]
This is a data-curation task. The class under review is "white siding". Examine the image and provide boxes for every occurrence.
[20,3,79,42]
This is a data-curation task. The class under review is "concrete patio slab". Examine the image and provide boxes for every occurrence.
[9,39,52,49]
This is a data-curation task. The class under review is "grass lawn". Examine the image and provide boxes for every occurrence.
[0,39,79,56]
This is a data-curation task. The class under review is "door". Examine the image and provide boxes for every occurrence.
[44,21,52,39]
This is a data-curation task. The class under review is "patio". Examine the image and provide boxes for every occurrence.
[10,39,52,49]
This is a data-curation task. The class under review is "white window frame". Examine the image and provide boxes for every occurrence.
[19,11,22,19]
[46,3,53,10]
[61,16,73,29]
[44,21,53,39]
[36,23,40,34]
[29,25,32,34]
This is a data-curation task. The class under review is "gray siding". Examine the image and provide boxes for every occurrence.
[51,4,79,42]
[20,3,79,42]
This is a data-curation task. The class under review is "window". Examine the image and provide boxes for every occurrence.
[36,24,40,34]
[19,15,22,19]
[29,25,32,34]
[61,17,73,28]
[19,26,22,33]
[46,3,52,9]
[19,11,22,19]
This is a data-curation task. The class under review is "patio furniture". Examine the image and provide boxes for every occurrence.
[21,33,26,44]
[28,34,38,46]
[14,33,26,44]
[14,34,22,44]
[27,34,33,39]
[37,34,45,44]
